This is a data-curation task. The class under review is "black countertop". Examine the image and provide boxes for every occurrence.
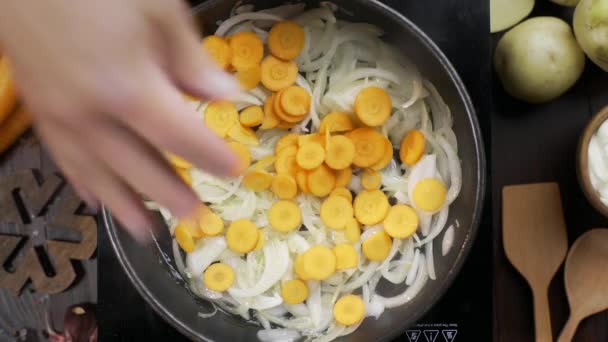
[98,0,492,341]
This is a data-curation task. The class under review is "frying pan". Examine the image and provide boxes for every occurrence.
[103,0,486,340]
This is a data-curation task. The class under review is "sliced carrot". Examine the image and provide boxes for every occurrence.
[228,123,259,146]
[298,133,326,148]
[383,204,419,239]
[345,128,385,167]
[361,169,381,190]
[260,93,280,129]
[202,35,232,70]
[325,135,355,170]
[243,169,273,191]
[399,129,426,166]
[205,100,238,137]
[235,64,261,90]
[0,106,31,155]
[330,187,352,202]
[296,142,325,170]
[198,209,225,236]
[260,55,298,91]
[268,21,306,61]
[175,167,192,186]
[204,263,235,292]
[334,295,365,326]
[226,219,259,253]
[280,86,310,117]
[301,246,336,280]
[320,195,353,230]
[319,112,355,134]
[362,230,392,261]
[239,105,264,127]
[271,174,298,200]
[254,155,276,171]
[166,153,193,169]
[277,120,297,129]
[273,89,305,123]
[345,217,361,243]
[354,86,392,127]
[275,145,299,177]
[370,137,394,171]
[281,279,309,304]
[333,244,358,270]
[0,57,16,124]
[308,164,336,197]
[269,200,302,232]
[229,31,264,70]
[226,141,252,170]
[275,133,299,154]
[295,169,310,193]
[354,190,390,225]
[335,167,352,188]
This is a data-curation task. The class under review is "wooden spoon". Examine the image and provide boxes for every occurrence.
[557,229,608,342]
[503,183,569,342]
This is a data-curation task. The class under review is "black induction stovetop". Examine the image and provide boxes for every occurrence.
[98,1,492,341]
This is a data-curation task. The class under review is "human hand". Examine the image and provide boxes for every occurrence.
[0,0,241,242]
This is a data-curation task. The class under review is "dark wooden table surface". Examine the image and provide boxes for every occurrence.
[491,2,608,342]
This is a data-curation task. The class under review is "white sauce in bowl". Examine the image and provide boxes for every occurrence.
[588,119,608,206]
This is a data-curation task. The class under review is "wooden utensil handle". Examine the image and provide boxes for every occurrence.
[533,289,553,342]
[557,315,581,342]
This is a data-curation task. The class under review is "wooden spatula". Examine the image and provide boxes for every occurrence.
[557,229,608,342]
[503,183,569,342]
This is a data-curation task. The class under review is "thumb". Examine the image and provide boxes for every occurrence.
[158,2,240,99]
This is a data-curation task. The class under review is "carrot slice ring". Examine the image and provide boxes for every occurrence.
[204,100,239,137]
[229,31,264,70]
[273,89,305,123]
[202,35,232,69]
[260,55,298,91]
[275,133,300,153]
[239,105,264,127]
[319,112,355,134]
[325,135,355,170]
[354,86,392,127]
[345,128,385,167]
[296,142,325,170]
[308,164,336,197]
[235,64,261,90]
[260,93,280,129]
[399,129,426,166]
[280,86,311,117]
[268,21,306,61]
[370,137,394,171]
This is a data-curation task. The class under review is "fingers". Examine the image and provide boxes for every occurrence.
[36,120,152,243]
[84,115,200,218]
[153,0,240,99]
[123,71,241,177]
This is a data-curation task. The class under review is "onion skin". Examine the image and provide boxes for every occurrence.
[574,0,608,71]
[48,303,97,342]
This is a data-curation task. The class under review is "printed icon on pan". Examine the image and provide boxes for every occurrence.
[442,329,457,342]
[406,330,421,342]
[423,330,439,342]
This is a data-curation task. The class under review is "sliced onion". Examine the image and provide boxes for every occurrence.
[415,206,449,247]
[405,249,420,286]
[215,12,283,37]
[229,239,289,297]
[438,135,462,205]
[425,242,436,280]
[343,262,379,292]
[377,254,429,308]
[442,225,455,256]
[186,237,227,277]
[257,328,301,342]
